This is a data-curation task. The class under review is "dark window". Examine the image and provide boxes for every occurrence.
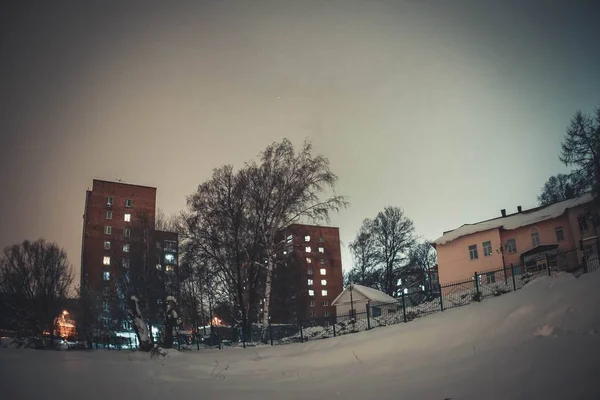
[555,227,565,241]
[372,306,382,318]
[579,216,588,232]
[531,230,540,247]
[506,239,517,253]
[469,245,478,260]
[125,199,133,208]
[485,273,496,284]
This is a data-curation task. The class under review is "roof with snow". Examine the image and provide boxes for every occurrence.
[434,193,594,246]
[331,284,396,305]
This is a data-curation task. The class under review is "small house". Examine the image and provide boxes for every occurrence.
[331,284,398,319]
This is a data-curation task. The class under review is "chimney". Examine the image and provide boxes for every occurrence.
[517,206,522,213]
[501,209,506,217]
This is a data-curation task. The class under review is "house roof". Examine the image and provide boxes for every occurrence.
[331,284,396,305]
[434,193,594,246]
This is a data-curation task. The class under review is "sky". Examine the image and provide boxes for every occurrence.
[1,0,599,285]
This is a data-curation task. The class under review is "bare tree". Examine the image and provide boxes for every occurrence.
[244,139,347,336]
[369,207,416,296]
[538,173,589,206]
[183,166,262,341]
[347,220,379,287]
[405,241,437,291]
[74,282,103,349]
[560,106,600,197]
[0,240,73,343]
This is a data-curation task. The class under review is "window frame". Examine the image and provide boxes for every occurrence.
[104,226,112,235]
[506,239,517,254]
[531,229,540,247]
[320,268,327,275]
[125,199,133,208]
[124,213,131,222]
[482,241,492,257]
[104,241,111,250]
[555,227,565,242]
[468,244,478,260]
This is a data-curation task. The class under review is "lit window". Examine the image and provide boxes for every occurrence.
[103,256,110,265]
[320,268,326,275]
[308,290,314,296]
[165,254,175,264]
[305,235,310,242]
[104,241,111,250]
[483,241,492,257]
[306,257,312,263]
[309,300,315,307]
[555,227,564,241]
[123,228,130,237]
[321,290,328,296]
[124,213,131,222]
[531,229,540,247]
[321,279,327,286]
[156,264,162,270]
[105,211,112,220]
[106,196,113,206]
[125,199,132,208]
[166,265,174,273]
[305,246,311,253]
[321,300,328,306]
[123,244,130,253]
[104,226,112,235]
[324,311,330,317]
[403,288,408,294]
[468,244,478,260]
[308,279,313,286]
[506,239,517,253]
[320,258,325,265]
[103,271,110,281]
[307,268,313,275]
[318,247,324,253]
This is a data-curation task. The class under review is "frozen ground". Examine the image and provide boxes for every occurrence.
[2,272,600,400]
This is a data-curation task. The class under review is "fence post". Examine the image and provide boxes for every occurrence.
[580,239,588,273]
[269,317,273,346]
[298,318,303,342]
[401,291,407,323]
[333,318,337,337]
[503,263,508,285]
[438,283,444,312]
[474,271,481,301]
[511,264,517,290]
[366,304,371,330]
[196,332,200,350]
[546,254,551,277]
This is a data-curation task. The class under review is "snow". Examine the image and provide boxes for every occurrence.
[166,296,177,303]
[2,271,600,399]
[434,193,593,245]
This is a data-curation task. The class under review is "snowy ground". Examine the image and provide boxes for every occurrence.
[2,272,600,400]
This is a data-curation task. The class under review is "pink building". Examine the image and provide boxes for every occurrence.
[433,194,599,285]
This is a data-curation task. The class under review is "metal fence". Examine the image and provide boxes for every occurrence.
[13,244,593,352]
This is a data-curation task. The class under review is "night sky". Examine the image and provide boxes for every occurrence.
[1,0,599,286]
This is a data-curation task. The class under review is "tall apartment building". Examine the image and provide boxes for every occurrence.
[80,180,178,328]
[270,224,344,322]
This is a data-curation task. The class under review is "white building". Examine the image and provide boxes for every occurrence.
[331,284,398,318]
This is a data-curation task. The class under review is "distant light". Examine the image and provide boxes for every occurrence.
[62,310,68,315]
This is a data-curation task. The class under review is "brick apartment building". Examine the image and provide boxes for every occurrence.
[270,224,344,322]
[80,179,178,328]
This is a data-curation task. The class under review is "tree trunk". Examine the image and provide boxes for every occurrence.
[261,255,274,343]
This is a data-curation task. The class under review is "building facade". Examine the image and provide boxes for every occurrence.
[433,194,599,285]
[80,179,178,330]
[271,224,344,322]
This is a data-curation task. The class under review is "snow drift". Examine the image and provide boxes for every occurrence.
[1,271,600,400]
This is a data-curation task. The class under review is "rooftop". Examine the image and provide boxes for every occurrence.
[93,179,157,190]
[434,193,594,246]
